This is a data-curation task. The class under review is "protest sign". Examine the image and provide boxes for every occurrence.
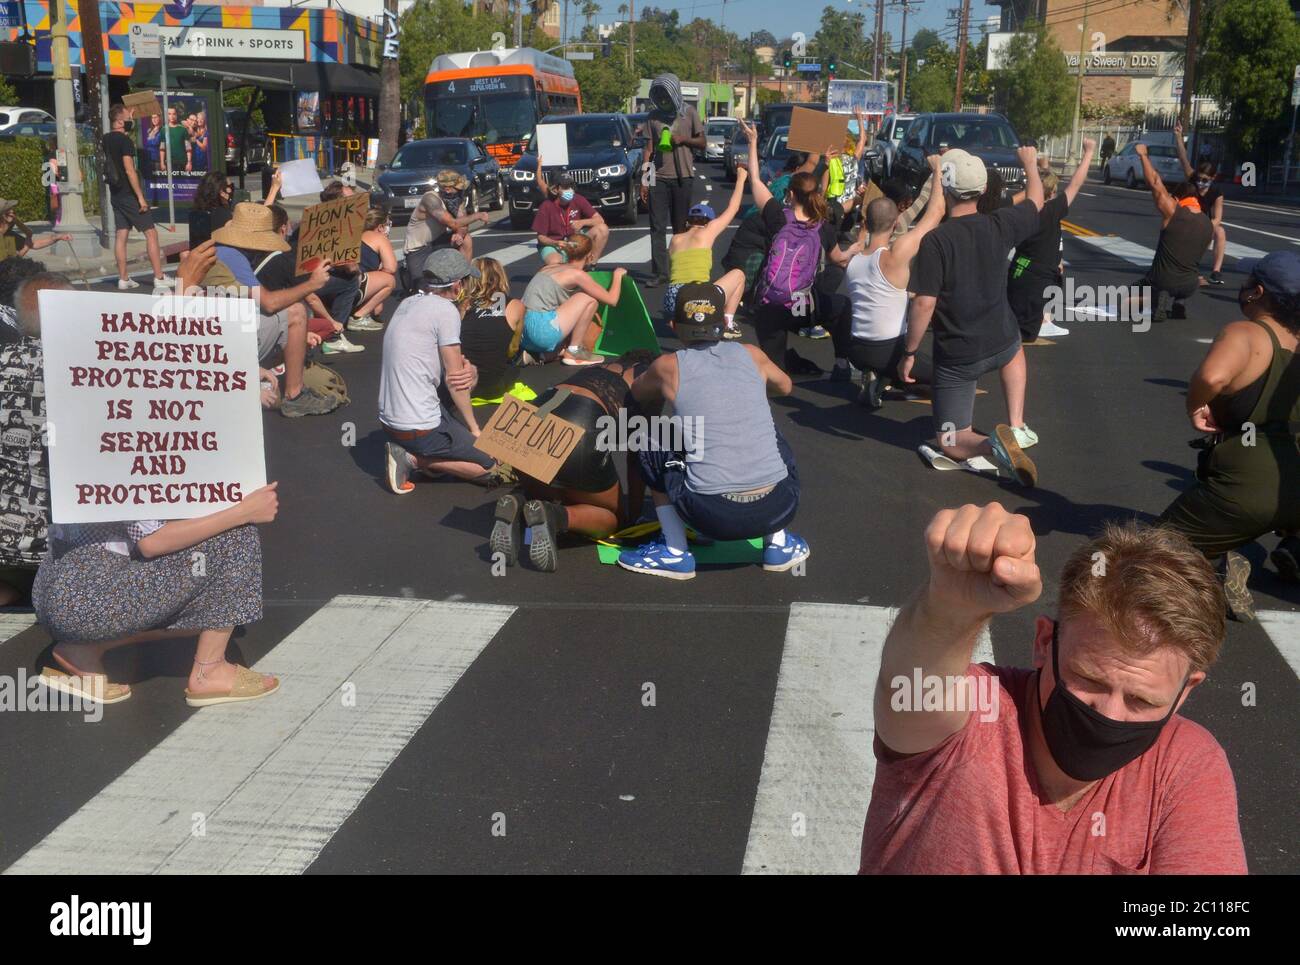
[277,158,324,198]
[827,80,889,116]
[786,106,849,155]
[295,193,369,273]
[122,90,163,121]
[38,289,267,523]
[473,397,585,484]
[535,123,570,168]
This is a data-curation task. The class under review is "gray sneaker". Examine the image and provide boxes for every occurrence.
[280,386,338,418]
[562,346,602,366]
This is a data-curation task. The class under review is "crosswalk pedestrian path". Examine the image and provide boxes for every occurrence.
[1071,234,1268,269]
[3,596,1297,874]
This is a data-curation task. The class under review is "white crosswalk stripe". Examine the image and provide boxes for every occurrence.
[600,235,652,264]
[1257,610,1300,683]
[1222,240,1269,260]
[1072,234,1156,267]
[0,613,36,644]
[5,596,514,875]
[487,242,541,267]
[742,603,993,875]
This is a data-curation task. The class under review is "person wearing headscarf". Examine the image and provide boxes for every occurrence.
[641,73,705,288]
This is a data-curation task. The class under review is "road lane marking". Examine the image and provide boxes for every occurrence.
[1071,234,1155,267]
[486,242,540,267]
[1221,222,1300,245]
[0,613,36,644]
[5,596,514,875]
[1061,219,1099,237]
[1258,610,1300,683]
[742,603,993,875]
[600,235,652,264]
[1222,241,1269,260]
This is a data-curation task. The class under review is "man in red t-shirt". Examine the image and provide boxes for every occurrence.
[532,172,608,266]
[861,502,1247,874]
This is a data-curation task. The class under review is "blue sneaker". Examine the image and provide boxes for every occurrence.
[617,540,696,580]
[763,534,810,572]
[799,325,830,339]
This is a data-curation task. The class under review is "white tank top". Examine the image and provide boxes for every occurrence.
[847,247,909,342]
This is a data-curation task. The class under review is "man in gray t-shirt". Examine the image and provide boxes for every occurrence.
[380,249,505,492]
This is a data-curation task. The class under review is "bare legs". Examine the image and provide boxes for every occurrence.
[551,292,599,351]
[115,227,166,282]
[282,302,308,399]
[353,270,395,319]
[1000,346,1027,428]
[716,268,747,316]
[52,627,275,695]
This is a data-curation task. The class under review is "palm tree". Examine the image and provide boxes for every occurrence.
[581,0,600,30]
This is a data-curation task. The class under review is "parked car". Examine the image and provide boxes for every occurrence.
[372,137,505,223]
[507,112,645,228]
[224,108,267,174]
[758,125,795,185]
[0,107,54,133]
[893,111,1025,197]
[724,122,751,180]
[1103,139,1186,188]
[862,112,916,182]
[0,121,95,153]
[704,117,738,161]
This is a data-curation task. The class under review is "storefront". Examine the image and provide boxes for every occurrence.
[633,79,735,118]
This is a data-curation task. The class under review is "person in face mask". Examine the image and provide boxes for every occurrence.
[532,171,608,266]
[1158,249,1300,619]
[641,73,706,288]
[861,501,1247,874]
[103,104,168,290]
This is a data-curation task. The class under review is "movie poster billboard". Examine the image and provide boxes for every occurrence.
[136,91,211,205]
[296,91,320,132]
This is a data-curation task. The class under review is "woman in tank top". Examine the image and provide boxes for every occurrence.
[520,233,624,365]
[663,167,748,337]
[1158,251,1300,621]
[350,205,398,330]
[460,256,523,401]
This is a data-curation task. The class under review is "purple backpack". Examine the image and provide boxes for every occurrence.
[758,209,823,310]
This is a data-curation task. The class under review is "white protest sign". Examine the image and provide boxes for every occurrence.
[535,123,569,168]
[277,158,324,198]
[39,289,267,523]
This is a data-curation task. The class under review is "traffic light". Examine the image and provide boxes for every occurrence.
[827,54,838,78]
[782,48,793,70]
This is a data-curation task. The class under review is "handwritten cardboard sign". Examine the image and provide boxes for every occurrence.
[122,90,164,121]
[295,192,369,273]
[38,289,267,523]
[473,396,585,485]
[786,106,849,155]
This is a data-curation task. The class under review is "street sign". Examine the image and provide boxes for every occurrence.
[0,2,21,29]
[565,51,594,60]
[796,62,821,73]
[128,23,161,59]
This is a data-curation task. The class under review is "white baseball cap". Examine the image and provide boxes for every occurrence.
[939,148,988,198]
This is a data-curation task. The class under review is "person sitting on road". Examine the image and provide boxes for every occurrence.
[188,168,281,249]
[0,271,67,607]
[846,153,946,409]
[403,170,490,284]
[739,119,860,375]
[460,256,524,402]
[533,168,609,267]
[211,203,339,417]
[380,249,514,492]
[33,483,282,709]
[1173,121,1227,286]
[351,205,398,331]
[0,255,44,343]
[0,198,71,262]
[1007,139,1096,344]
[1132,142,1213,324]
[284,187,367,338]
[721,152,817,311]
[262,203,363,356]
[519,234,624,366]
[664,167,749,338]
[1157,250,1300,622]
[618,282,808,580]
[860,501,1246,874]
[902,146,1044,484]
[491,350,660,572]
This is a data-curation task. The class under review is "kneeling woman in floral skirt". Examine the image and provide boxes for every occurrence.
[33,483,281,707]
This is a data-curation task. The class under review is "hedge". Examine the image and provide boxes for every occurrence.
[0,136,102,222]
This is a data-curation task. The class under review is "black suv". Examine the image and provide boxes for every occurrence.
[507,113,646,228]
[893,112,1025,197]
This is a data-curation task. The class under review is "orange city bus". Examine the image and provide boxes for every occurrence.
[424,47,582,167]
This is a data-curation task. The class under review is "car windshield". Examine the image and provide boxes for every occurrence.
[891,118,912,142]
[929,119,1018,149]
[526,118,622,153]
[767,132,790,159]
[707,123,733,137]
[392,142,468,168]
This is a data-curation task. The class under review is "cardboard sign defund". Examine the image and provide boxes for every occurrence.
[786,106,849,155]
[122,90,164,121]
[473,397,586,484]
[295,193,370,273]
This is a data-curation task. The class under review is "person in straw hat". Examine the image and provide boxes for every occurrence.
[211,202,338,418]
[403,169,490,287]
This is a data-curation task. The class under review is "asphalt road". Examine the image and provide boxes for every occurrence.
[1,166,1296,875]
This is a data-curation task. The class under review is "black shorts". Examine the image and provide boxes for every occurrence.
[111,192,155,233]
[534,390,619,492]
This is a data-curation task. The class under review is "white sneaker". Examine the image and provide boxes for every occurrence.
[153,275,172,287]
[321,333,365,354]
[117,277,140,290]
[1039,320,1071,337]
[1011,425,1039,449]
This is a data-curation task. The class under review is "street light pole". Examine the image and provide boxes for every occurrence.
[50,0,96,256]
[1070,0,1090,164]
[953,0,970,111]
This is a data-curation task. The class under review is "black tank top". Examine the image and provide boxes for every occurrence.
[560,364,631,416]
[1210,319,1300,434]
[460,306,516,399]
[1152,208,1213,289]
[360,241,381,272]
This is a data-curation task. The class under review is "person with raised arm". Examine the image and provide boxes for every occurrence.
[1132,141,1213,324]
[1173,120,1227,286]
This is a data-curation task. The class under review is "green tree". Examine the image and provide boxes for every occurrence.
[0,76,17,106]
[812,6,872,76]
[910,63,955,113]
[1196,0,1300,152]
[992,20,1073,141]
[398,0,507,103]
[911,27,943,60]
[908,39,992,111]
[580,0,600,30]
[571,54,639,112]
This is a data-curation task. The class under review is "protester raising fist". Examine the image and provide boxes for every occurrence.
[923,502,1042,618]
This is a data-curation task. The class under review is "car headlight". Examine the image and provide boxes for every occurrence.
[511,168,535,181]
[596,164,627,178]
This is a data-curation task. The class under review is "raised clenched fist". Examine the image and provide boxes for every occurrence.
[924,503,1041,618]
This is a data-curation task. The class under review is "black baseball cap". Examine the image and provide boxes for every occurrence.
[672,282,726,341]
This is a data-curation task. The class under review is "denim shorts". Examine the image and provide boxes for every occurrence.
[662,282,683,319]
[522,309,563,353]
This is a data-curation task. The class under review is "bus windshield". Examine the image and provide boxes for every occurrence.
[428,91,536,143]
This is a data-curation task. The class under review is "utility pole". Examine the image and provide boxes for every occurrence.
[747,31,755,120]
[378,0,400,166]
[627,0,635,71]
[953,0,970,111]
[873,0,885,80]
[1180,0,1200,128]
[77,0,110,246]
[515,0,522,47]
[892,0,912,110]
[1070,0,1089,163]
[50,0,95,255]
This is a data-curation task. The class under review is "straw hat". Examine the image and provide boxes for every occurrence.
[435,169,469,191]
[211,202,289,252]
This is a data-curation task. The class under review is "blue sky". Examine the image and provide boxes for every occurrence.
[579,1,1005,48]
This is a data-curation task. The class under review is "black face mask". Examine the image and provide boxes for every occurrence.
[1040,621,1189,782]
[123,120,135,133]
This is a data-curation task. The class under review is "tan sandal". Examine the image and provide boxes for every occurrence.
[185,665,280,708]
[39,667,132,704]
